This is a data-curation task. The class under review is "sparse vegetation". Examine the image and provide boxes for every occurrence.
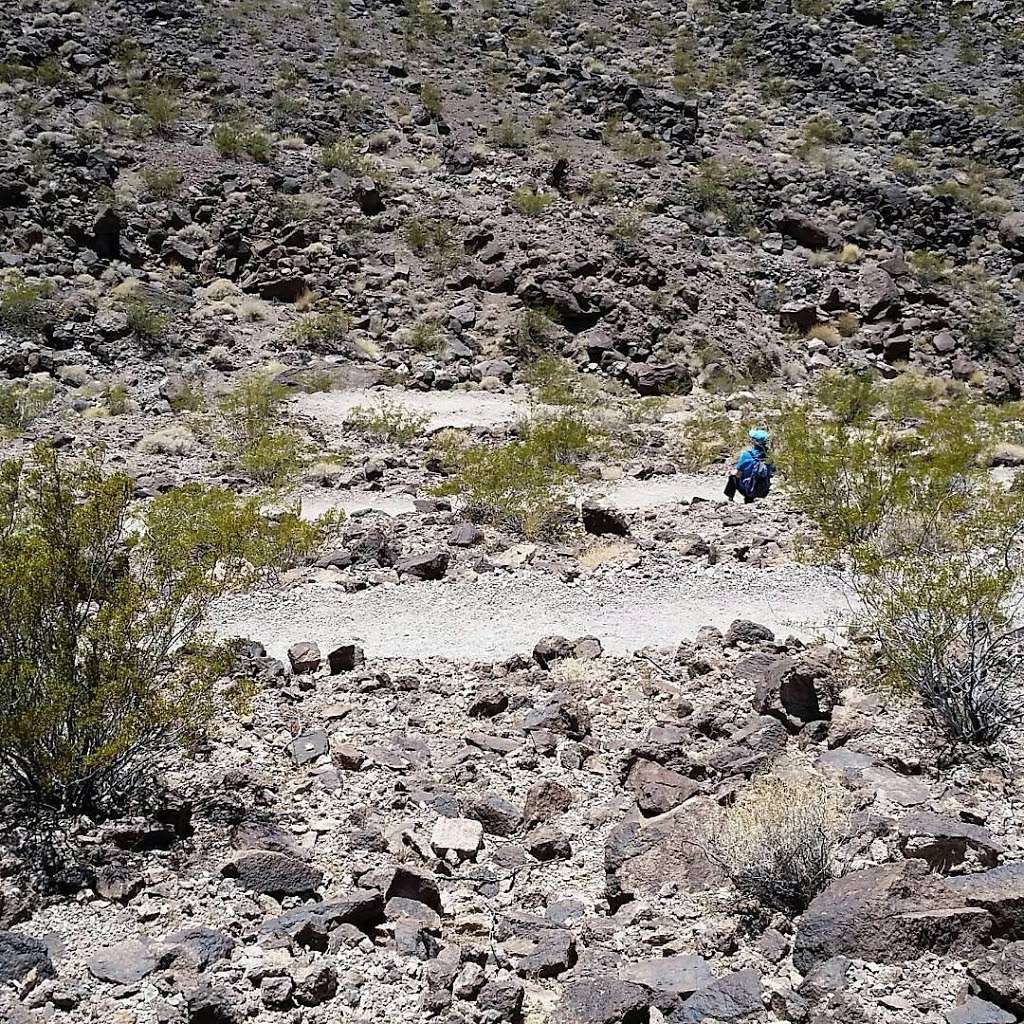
[120,294,168,340]
[966,301,1014,353]
[289,306,352,351]
[0,381,54,436]
[0,446,337,816]
[779,373,1024,746]
[220,371,305,484]
[0,274,53,337]
[346,399,429,443]
[433,411,605,537]
[907,249,951,285]
[709,773,849,914]
[212,123,273,163]
[489,113,530,151]
[404,216,460,272]
[514,307,560,354]
[689,158,754,227]
[510,188,554,217]
[319,136,371,174]
[140,167,182,199]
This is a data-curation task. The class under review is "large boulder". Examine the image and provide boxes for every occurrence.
[605,800,726,909]
[87,937,157,985]
[969,941,1024,1016]
[858,265,900,321]
[998,212,1024,254]
[221,850,324,896]
[553,977,650,1024]
[626,362,693,397]
[667,969,764,1022]
[794,860,992,972]
[627,759,701,816]
[774,210,835,250]
[395,548,449,581]
[0,931,55,985]
[947,864,1024,938]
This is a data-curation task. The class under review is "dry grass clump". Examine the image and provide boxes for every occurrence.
[708,773,849,914]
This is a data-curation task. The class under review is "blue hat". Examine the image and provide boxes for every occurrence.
[749,428,770,445]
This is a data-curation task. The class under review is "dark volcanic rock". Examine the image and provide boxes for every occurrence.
[553,976,650,1023]
[395,548,449,580]
[794,861,991,972]
[0,930,55,985]
[221,850,324,896]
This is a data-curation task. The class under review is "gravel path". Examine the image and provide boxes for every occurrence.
[213,563,850,662]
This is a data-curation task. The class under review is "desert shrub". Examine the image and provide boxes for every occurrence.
[409,320,443,353]
[489,113,530,151]
[345,399,429,443]
[140,167,182,199]
[908,249,951,285]
[515,307,560,354]
[104,382,130,416]
[132,83,179,133]
[778,372,1024,746]
[289,306,352,351]
[709,774,849,915]
[602,116,662,163]
[220,371,305,484]
[420,81,443,117]
[434,411,604,536]
[582,171,616,202]
[212,123,272,162]
[0,274,53,336]
[511,188,554,216]
[836,312,860,337]
[522,355,602,407]
[966,302,1014,353]
[674,409,748,471]
[0,446,337,815]
[0,381,54,435]
[609,211,644,242]
[689,158,754,227]
[403,216,460,272]
[120,295,168,340]
[319,136,370,174]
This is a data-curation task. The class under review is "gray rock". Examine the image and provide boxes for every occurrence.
[898,811,1004,872]
[293,962,338,1006]
[261,975,294,1009]
[948,863,1024,938]
[160,926,235,971]
[725,620,775,645]
[221,850,324,896]
[523,779,573,826]
[667,969,763,1022]
[628,759,701,816]
[395,548,449,580]
[794,861,991,971]
[618,953,713,999]
[87,937,156,985]
[944,997,1015,1024]
[327,643,365,673]
[288,729,329,765]
[431,816,484,855]
[463,792,522,836]
[859,265,900,320]
[969,941,1024,1015]
[581,500,630,536]
[477,974,524,1017]
[553,976,649,1023]
[287,641,321,674]
[998,212,1024,253]
[0,930,55,985]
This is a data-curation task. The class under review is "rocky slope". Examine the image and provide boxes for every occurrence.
[3,1,1024,1023]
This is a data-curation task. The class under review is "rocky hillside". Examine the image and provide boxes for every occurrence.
[3,2,1024,1024]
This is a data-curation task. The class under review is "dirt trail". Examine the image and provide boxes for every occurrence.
[213,563,849,662]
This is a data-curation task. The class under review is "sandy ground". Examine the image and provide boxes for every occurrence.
[295,386,532,432]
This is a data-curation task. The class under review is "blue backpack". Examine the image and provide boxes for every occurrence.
[738,455,773,499]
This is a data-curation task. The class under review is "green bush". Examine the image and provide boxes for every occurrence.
[289,306,352,351]
[403,216,460,273]
[966,302,1014,353]
[346,398,429,443]
[220,371,305,484]
[132,83,179,133]
[120,295,168,340]
[907,249,951,285]
[489,113,530,151]
[420,82,444,117]
[0,381,54,436]
[515,307,560,354]
[433,411,605,536]
[777,373,1024,746]
[212,123,273,163]
[0,446,338,815]
[522,355,602,407]
[0,274,53,336]
[510,188,554,216]
[320,136,370,174]
[140,167,183,199]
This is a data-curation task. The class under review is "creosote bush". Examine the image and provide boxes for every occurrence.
[120,294,168,340]
[0,446,337,816]
[778,372,1024,747]
[0,381,54,436]
[346,399,429,443]
[220,371,305,484]
[289,305,352,351]
[709,773,849,914]
[433,411,607,537]
[212,123,273,163]
[510,188,554,217]
[0,273,53,336]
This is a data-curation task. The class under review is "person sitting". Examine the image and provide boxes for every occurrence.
[724,428,774,504]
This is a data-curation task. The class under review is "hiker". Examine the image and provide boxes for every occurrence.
[724,428,774,504]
